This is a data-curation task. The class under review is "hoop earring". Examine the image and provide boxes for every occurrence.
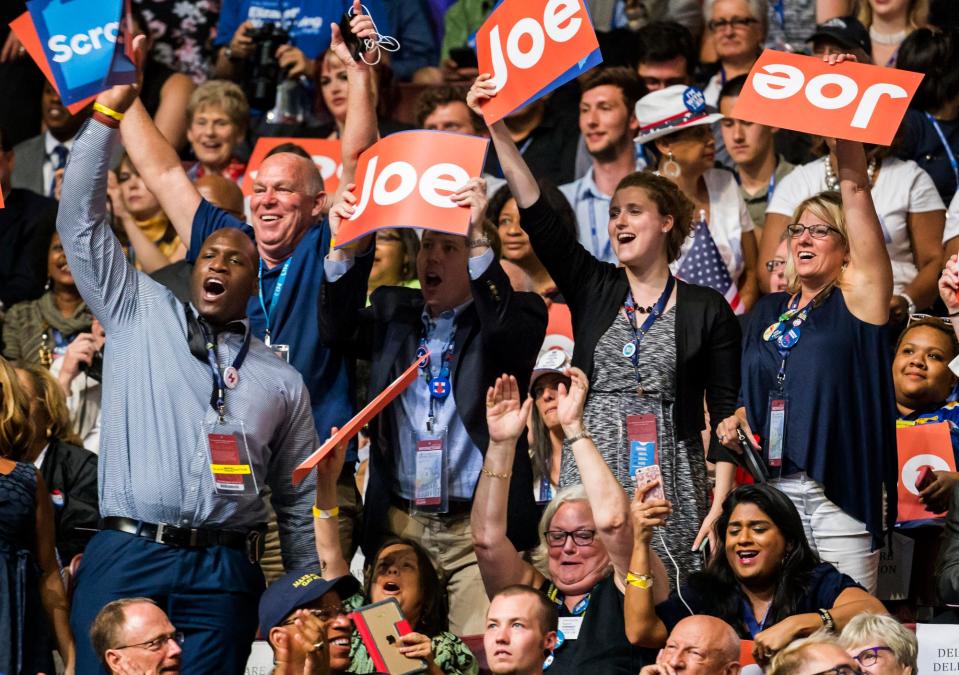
[662,152,681,179]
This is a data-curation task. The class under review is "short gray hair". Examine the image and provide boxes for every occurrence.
[538,484,589,551]
[839,614,917,673]
[703,0,769,38]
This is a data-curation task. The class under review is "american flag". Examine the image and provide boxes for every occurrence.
[675,216,744,315]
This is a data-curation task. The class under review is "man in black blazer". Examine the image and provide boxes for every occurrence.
[320,179,547,635]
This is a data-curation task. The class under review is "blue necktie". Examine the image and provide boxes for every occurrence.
[48,144,69,197]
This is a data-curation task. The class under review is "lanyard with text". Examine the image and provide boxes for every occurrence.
[416,318,457,432]
[925,112,959,193]
[622,274,675,390]
[257,257,291,347]
[201,322,252,423]
[547,583,590,616]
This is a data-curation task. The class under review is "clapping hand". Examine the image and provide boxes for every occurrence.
[486,374,533,444]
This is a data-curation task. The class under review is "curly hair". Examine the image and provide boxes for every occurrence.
[16,363,82,447]
[614,171,695,263]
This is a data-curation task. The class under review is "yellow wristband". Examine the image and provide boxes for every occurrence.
[312,505,340,519]
[625,571,654,589]
[93,102,124,122]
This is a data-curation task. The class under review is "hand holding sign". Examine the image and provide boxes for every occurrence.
[94,32,146,116]
[731,48,923,146]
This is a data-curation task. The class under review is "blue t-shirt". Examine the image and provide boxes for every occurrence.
[215,0,388,60]
[189,200,353,454]
[656,562,862,639]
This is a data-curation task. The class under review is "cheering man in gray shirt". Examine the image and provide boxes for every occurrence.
[61,37,318,675]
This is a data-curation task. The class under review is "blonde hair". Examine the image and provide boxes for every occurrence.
[768,630,841,675]
[0,357,33,458]
[538,484,588,552]
[839,613,917,673]
[858,0,928,32]
[187,80,250,132]
[17,363,82,447]
[784,191,848,295]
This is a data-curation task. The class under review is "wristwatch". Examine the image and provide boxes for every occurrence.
[224,45,241,62]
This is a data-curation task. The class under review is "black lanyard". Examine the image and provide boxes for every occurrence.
[185,304,251,422]
[622,274,675,386]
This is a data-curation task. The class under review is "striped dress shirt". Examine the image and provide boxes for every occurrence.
[56,120,318,569]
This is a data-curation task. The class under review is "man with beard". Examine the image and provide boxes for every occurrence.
[12,80,90,197]
[58,36,318,674]
[559,67,646,264]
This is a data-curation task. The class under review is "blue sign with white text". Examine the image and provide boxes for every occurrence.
[27,0,134,105]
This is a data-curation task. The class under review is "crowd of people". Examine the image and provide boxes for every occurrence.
[2,0,959,673]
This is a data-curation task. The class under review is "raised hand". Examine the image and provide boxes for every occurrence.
[95,34,148,115]
[450,177,489,241]
[630,480,671,546]
[466,74,498,117]
[329,0,377,70]
[328,183,358,242]
[486,374,533,444]
[555,367,589,436]
[940,255,959,313]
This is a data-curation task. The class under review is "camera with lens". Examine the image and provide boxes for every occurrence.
[79,350,104,382]
[243,22,291,110]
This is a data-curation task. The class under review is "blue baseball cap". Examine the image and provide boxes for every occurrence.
[258,569,360,634]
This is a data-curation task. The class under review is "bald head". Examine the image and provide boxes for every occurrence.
[658,615,741,675]
[196,174,245,220]
[261,151,324,195]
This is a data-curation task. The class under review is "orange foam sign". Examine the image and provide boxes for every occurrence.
[476,0,601,124]
[895,421,957,523]
[10,12,96,115]
[731,49,923,146]
[293,352,427,485]
[333,130,489,249]
[241,137,342,197]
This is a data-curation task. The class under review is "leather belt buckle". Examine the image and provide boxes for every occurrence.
[155,523,191,547]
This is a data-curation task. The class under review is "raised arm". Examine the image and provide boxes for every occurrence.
[557,368,632,580]
[119,100,201,247]
[623,483,673,646]
[471,375,543,597]
[154,72,196,151]
[314,428,352,579]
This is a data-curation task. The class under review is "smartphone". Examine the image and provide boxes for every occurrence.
[635,464,665,501]
[698,537,711,565]
[736,428,769,484]
[916,465,936,491]
[350,598,427,675]
[339,12,365,61]
[449,46,478,69]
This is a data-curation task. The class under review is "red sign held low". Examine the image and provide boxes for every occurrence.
[241,137,342,197]
[333,130,489,249]
[731,49,923,146]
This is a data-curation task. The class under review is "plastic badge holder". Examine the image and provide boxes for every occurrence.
[350,598,427,675]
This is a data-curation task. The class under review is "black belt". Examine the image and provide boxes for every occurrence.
[101,517,266,562]
[389,494,472,517]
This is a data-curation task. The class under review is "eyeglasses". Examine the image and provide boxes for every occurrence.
[785,223,841,239]
[765,258,785,273]
[115,631,184,652]
[281,604,349,626]
[707,16,758,31]
[543,529,596,547]
[907,313,954,327]
[811,666,863,675]
[853,646,893,668]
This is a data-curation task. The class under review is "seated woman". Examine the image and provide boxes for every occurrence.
[839,613,918,675]
[626,483,886,666]
[183,80,250,184]
[115,153,187,273]
[313,432,478,675]
[2,220,93,367]
[14,363,98,563]
[471,371,646,673]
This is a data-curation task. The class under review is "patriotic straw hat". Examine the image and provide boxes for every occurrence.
[633,85,723,146]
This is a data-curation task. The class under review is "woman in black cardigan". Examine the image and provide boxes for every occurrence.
[468,76,741,584]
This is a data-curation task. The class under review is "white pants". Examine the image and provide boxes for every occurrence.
[769,473,879,593]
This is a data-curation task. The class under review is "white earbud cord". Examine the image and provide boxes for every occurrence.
[349,3,401,66]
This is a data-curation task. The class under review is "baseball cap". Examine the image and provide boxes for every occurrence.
[530,348,572,391]
[258,569,360,634]
[807,16,872,57]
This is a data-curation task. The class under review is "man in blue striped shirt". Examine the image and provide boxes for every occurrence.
[60,38,319,674]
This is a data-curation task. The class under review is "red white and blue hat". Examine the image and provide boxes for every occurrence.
[633,85,723,146]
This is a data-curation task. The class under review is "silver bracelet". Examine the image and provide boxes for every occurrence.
[468,236,491,248]
[566,428,592,444]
